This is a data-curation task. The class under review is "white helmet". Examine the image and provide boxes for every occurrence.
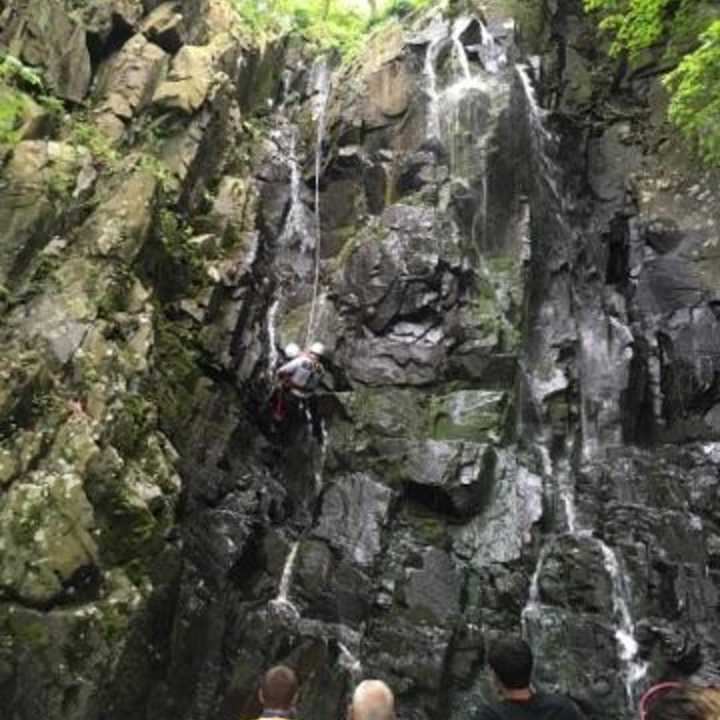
[308,342,326,357]
[284,342,301,358]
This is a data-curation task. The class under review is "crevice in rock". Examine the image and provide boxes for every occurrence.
[86,17,136,72]
[401,481,459,518]
[228,530,265,592]
[605,215,629,286]
[622,339,657,445]
[0,562,101,612]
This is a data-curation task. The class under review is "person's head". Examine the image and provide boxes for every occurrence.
[258,665,299,711]
[308,342,326,359]
[284,343,301,360]
[349,679,395,720]
[641,682,720,720]
[487,637,534,692]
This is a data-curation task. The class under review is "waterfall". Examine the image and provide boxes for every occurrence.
[279,67,293,110]
[515,62,567,212]
[598,541,649,705]
[522,443,646,708]
[269,541,301,621]
[338,641,363,682]
[451,19,472,80]
[478,22,505,74]
[313,418,328,491]
[423,24,447,139]
[422,16,508,217]
[266,296,281,377]
[521,542,551,634]
[515,63,547,137]
[279,129,314,255]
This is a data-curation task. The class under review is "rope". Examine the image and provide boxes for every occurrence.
[304,141,322,346]
[303,63,329,347]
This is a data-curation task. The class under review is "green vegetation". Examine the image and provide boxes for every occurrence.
[230,0,433,57]
[665,20,720,163]
[0,53,44,92]
[584,0,720,163]
[0,54,45,145]
[67,117,119,168]
[0,85,28,145]
[0,54,68,147]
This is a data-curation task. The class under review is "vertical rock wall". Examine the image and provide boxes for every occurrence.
[1,1,720,720]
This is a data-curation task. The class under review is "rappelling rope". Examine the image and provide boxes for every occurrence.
[303,63,330,347]
[304,149,322,346]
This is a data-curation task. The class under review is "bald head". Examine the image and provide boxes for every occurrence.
[351,680,395,720]
[259,665,299,711]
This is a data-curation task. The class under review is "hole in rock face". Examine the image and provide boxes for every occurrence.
[708,300,720,322]
[86,16,136,69]
[622,338,656,445]
[605,217,629,285]
[402,480,459,517]
[228,533,264,592]
[62,564,102,603]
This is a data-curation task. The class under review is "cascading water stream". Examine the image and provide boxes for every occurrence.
[478,23,504,74]
[520,542,551,634]
[598,542,649,705]
[313,418,328,490]
[451,19,472,80]
[522,447,648,708]
[266,296,281,377]
[338,642,363,682]
[512,68,649,696]
[269,541,301,621]
[423,25,447,139]
[278,129,314,254]
[514,62,568,218]
[515,63,548,138]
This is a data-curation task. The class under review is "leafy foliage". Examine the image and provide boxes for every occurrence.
[230,0,433,57]
[584,0,720,163]
[0,53,45,92]
[67,116,120,167]
[368,0,434,26]
[230,0,362,55]
[0,54,65,147]
[665,20,720,163]
[0,54,44,145]
[0,86,27,145]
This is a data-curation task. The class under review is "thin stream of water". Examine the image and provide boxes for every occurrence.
[269,541,301,621]
[522,446,647,708]
[279,130,314,254]
[424,25,447,139]
[266,296,281,376]
[451,19,472,79]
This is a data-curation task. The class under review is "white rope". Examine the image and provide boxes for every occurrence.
[304,62,330,346]
[304,144,322,346]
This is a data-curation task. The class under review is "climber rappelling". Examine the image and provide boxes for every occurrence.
[269,341,327,427]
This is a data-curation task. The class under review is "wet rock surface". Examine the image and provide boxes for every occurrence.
[0,0,719,719]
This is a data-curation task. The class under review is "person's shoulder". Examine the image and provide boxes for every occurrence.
[475,702,506,720]
[537,692,585,719]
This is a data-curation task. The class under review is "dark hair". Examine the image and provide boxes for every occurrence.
[487,637,533,690]
[644,685,720,720]
[261,665,299,709]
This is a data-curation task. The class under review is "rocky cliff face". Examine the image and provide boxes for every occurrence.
[1,1,719,720]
